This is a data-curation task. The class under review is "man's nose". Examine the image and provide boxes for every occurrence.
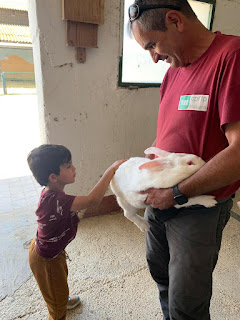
[149,50,159,63]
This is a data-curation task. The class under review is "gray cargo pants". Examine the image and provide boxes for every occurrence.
[144,198,233,320]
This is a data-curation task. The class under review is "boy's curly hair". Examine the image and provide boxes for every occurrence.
[27,144,72,186]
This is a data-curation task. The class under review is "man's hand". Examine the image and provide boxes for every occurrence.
[140,187,176,210]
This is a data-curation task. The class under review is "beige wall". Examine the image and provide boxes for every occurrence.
[213,0,240,35]
[28,0,240,211]
[29,0,160,196]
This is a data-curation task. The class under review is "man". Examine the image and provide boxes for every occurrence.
[129,1,240,319]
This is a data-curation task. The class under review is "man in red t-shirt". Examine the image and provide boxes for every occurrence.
[129,1,240,319]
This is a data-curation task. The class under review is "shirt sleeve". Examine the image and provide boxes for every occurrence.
[218,49,240,128]
[54,192,76,217]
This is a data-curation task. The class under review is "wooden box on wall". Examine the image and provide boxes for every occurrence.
[66,21,98,48]
[62,0,104,25]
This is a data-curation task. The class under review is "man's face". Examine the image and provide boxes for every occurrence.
[132,22,185,68]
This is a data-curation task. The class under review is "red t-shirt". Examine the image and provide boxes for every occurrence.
[35,189,79,259]
[156,32,240,200]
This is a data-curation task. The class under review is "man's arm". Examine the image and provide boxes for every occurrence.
[144,121,240,209]
[71,159,126,212]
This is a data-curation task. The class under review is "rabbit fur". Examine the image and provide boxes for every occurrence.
[110,147,217,232]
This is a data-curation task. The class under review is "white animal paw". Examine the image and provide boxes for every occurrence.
[135,219,150,232]
[200,195,217,207]
[192,195,217,208]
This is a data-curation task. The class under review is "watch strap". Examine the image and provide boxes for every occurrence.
[172,185,181,197]
[172,184,188,205]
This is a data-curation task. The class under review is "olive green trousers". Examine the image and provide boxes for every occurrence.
[29,239,69,320]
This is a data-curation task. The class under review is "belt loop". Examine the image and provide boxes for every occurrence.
[217,195,233,204]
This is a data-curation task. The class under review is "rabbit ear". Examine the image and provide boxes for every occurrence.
[144,147,170,158]
[139,159,171,171]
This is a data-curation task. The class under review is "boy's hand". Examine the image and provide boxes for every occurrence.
[111,159,128,172]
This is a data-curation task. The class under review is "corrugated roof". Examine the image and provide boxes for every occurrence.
[0,24,31,43]
[0,0,28,11]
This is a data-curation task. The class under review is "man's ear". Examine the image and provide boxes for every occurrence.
[49,173,58,183]
[166,11,184,32]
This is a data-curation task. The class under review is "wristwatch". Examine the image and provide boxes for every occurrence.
[172,185,188,205]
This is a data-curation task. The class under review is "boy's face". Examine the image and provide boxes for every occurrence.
[57,160,76,185]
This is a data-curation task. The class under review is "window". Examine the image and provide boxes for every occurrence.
[119,0,216,88]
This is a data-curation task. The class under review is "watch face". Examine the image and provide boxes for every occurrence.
[175,195,188,205]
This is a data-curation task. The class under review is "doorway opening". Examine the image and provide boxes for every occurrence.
[0,0,41,214]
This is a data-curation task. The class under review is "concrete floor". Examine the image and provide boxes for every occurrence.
[0,207,239,320]
[0,175,42,214]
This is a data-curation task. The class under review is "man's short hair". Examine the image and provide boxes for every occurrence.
[27,144,72,186]
[130,0,197,32]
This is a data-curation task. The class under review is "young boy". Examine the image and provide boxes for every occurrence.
[27,144,126,320]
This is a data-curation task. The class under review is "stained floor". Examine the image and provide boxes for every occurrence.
[0,207,239,320]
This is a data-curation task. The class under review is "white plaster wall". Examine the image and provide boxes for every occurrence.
[28,0,160,195]
[213,0,240,35]
[28,0,240,201]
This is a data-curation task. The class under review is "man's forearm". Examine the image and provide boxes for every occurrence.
[144,122,240,209]
[178,144,240,198]
[142,145,240,210]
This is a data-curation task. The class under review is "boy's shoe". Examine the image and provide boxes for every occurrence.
[67,295,81,310]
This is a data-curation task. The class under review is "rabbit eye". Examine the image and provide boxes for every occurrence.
[187,161,194,165]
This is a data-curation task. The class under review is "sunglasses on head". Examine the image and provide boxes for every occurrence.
[128,3,181,22]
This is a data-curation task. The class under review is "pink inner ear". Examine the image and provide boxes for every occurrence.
[139,162,165,170]
[187,161,194,165]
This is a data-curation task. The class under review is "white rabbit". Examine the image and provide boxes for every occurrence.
[110,147,217,232]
